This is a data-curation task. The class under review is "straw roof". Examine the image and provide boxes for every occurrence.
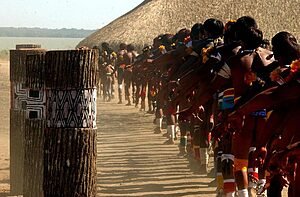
[78,0,300,49]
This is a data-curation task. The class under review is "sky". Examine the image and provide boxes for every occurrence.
[0,0,144,30]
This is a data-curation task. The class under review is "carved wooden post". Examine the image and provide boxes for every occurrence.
[24,52,46,197]
[44,50,98,196]
[9,44,43,195]
[16,44,41,50]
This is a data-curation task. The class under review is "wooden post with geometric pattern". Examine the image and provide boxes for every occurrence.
[24,52,46,197]
[9,44,43,195]
[43,50,98,196]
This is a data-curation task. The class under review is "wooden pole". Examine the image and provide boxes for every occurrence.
[16,44,41,50]
[9,45,44,195]
[24,52,46,197]
[44,50,98,196]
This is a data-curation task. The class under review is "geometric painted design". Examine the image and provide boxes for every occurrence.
[13,83,46,119]
[13,83,27,110]
[26,89,46,119]
[46,88,97,128]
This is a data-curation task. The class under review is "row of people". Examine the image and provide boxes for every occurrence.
[130,16,300,197]
[96,42,137,105]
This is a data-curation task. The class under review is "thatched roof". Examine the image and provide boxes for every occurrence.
[78,0,300,49]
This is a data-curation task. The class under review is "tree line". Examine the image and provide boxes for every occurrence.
[0,27,96,38]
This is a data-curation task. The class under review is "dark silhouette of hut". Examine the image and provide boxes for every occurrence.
[78,0,299,49]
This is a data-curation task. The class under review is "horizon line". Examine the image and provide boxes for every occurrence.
[0,26,97,31]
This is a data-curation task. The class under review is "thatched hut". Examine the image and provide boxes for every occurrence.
[78,0,299,49]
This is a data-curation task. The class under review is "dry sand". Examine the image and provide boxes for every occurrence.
[96,101,215,196]
[0,60,10,194]
[0,61,10,193]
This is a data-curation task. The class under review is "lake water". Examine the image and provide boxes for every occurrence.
[0,37,84,51]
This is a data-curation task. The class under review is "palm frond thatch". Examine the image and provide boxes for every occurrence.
[78,0,300,49]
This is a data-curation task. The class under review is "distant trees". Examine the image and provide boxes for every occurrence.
[0,27,96,38]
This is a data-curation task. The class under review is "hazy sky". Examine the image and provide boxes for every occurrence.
[0,0,144,29]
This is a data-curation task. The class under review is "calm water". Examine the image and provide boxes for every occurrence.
[0,37,84,50]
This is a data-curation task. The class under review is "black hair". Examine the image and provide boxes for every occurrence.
[174,28,191,43]
[153,34,164,48]
[203,18,224,39]
[224,20,237,45]
[161,34,174,50]
[101,42,109,49]
[234,16,263,49]
[261,39,271,49]
[272,31,300,64]
[119,43,127,50]
[127,44,135,52]
[235,16,257,29]
[190,23,204,40]
[101,42,113,54]
[142,45,152,53]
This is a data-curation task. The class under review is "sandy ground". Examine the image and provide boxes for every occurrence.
[0,60,10,195]
[97,101,216,196]
[0,59,288,196]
